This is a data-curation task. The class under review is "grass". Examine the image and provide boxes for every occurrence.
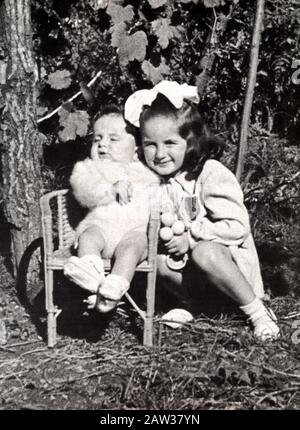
[0,260,299,410]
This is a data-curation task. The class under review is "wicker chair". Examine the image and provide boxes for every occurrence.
[40,189,160,348]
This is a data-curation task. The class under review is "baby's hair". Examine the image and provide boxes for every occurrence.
[93,104,137,138]
[93,104,123,124]
[140,94,224,179]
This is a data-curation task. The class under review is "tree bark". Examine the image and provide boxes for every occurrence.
[235,0,265,181]
[0,0,43,275]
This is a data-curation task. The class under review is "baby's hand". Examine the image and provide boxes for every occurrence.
[113,180,133,205]
[83,295,97,309]
[164,232,190,257]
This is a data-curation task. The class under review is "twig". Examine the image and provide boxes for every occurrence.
[5,339,43,348]
[0,345,15,353]
[37,70,102,124]
[43,369,109,393]
[256,387,300,405]
[224,350,300,380]
[282,311,300,320]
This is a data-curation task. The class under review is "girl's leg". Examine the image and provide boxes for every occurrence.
[190,241,279,340]
[64,226,106,293]
[156,255,194,327]
[191,241,255,305]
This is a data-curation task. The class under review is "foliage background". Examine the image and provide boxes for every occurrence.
[31,0,299,297]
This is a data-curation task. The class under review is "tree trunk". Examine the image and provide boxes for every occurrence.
[0,0,43,276]
[235,0,265,181]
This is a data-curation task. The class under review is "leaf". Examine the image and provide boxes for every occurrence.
[58,110,90,142]
[147,0,167,8]
[87,0,109,9]
[203,0,224,7]
[88,0,124,9]
[151,18,182,49]
[47,70,72,90]
[142,59,170,84]
[117,31,148,66]
[111,22,127,48]
[107,4,134,25]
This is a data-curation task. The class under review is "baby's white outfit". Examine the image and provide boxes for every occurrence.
[70,158,159,258]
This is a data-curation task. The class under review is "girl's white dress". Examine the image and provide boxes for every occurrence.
[161,159,264,298]
[70,158,159,258]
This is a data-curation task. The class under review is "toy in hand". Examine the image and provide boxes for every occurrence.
[159,212,188,270]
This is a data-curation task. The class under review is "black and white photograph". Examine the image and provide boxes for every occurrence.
[0,0,299,412]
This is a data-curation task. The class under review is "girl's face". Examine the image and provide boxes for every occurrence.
[141,115,187,177]
[92,114,136,163]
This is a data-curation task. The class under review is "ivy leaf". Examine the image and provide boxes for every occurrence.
[87,0,109,9]
[142,59,170,84]
[58,110,90,142]
[151,18,181,49]
[47,70,72,90]
[203,0,224,7]
[147,0,167,8]
[117,31,148,66]
[107,4,134,25]
[111,22,127,48]
[176,0,198,4]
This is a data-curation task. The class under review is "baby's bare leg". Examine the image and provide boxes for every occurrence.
[77,226,106,257]
[112,230,147,282]
[64,226,106,293]
[91,231,147,313]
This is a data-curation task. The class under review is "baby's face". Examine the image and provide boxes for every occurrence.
[91,114,136,163]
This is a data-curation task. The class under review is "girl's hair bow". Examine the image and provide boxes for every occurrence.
[124,80,200,127]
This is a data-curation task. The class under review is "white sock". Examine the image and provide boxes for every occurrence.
[240,297,280,341]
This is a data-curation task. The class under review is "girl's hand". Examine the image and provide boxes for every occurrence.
[164,232,190,257]
[113,180,133,205]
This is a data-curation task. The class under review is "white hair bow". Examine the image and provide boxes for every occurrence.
[124,80,200,127]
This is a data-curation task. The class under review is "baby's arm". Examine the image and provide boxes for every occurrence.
[190,161,251,247]
[70,159,116,208]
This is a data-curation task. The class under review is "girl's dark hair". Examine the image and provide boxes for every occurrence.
[140,94,224,179]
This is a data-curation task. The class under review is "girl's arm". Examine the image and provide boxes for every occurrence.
[189,161,251,247]
[70,159,116,209]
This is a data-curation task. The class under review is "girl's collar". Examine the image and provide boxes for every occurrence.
[161,171,196,195]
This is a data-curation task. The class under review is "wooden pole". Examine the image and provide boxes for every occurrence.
[235,0,265,181]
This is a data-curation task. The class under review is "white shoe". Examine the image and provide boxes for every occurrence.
[64,255,104,293]
[96,274,130,314]
[160,308,194,329]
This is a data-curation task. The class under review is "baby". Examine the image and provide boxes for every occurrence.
[64,105,159,312]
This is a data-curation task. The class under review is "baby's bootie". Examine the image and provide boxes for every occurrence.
[64,254,105,293]
[92,274,130,313]
[240,297,280,341]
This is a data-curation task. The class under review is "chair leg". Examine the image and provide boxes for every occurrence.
[45,268,56,348]
[143,269,157,347]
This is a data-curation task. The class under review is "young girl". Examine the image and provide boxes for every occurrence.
[124,80,280,341]
[64,106,159,313]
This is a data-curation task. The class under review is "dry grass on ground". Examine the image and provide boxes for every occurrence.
[0,257,299,411]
